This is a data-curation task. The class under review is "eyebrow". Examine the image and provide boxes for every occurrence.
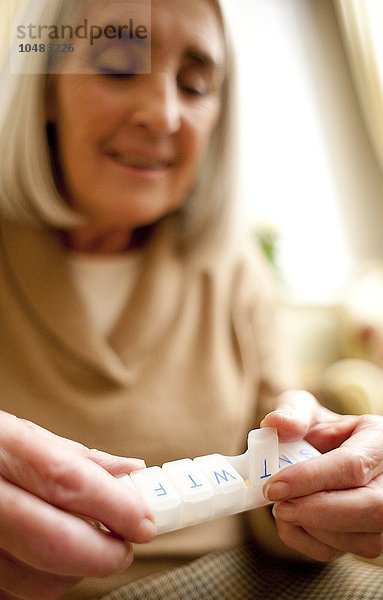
[184,48,225,71]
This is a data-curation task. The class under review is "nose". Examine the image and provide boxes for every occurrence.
[131,74,181,137]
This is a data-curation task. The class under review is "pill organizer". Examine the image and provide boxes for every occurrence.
[119,427,321,535]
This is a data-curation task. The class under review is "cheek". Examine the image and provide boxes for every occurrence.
[54,80,117,144]
[186,112,220,166]
[55,109,111,178]
[194,99,221,146]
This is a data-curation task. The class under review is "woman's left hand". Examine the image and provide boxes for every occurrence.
[260,391,383,562]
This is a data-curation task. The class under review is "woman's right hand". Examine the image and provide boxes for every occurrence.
[0,410,156,599]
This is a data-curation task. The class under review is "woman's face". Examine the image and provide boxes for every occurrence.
[48,0,225,234]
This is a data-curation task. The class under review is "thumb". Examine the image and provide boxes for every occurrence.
[260,390,320,442]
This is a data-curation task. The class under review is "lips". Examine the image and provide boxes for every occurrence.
[109,152,174,170]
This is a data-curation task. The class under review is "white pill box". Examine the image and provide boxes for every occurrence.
[119,428,320,535]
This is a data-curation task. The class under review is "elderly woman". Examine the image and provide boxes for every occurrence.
[1,1,383,599]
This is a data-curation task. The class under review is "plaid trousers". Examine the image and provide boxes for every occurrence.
[95,544,383,600]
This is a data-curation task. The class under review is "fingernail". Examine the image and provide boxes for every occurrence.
[260,410,293,425]
[120,547,134,570]
[273,501,296,521]
[264,481,291,501]
[272,410,295,418]
[137,517,157,542]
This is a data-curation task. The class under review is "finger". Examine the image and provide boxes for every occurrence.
[260,390,326,442]
[261,391,362,450]
[6,455,155,543]
[85,449,146,475]
[304,416,361,453]
[273,475,383,533]
[19,415,146,475]
[0,476,134,577]
[0,418,156,543]
[303,528,383,560]
[264,440,383,502]
[275,520,343,562]
[0,547,80,600]
[305,413,383,456]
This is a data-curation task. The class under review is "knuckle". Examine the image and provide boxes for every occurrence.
[341,449,374,488]
[28,518,78,571]
[45,457,87,507]
[33,513,134,578]
[28,517,129,578]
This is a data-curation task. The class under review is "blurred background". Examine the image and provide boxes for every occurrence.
[2,0,383,412]
[225,0,383,412]
[228,0,383,304]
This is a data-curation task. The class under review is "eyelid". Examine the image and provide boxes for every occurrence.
[178,64,219,96]
[91,40,148,76]
[179,77,208,96]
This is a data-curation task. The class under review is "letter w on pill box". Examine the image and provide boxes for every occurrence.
[119,428,321,535]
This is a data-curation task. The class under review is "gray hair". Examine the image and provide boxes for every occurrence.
[0,0,239,251]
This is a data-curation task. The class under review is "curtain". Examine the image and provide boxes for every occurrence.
[334,0,383,173]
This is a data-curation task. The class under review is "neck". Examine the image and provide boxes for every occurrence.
[58,224,156,254]
[58,227,134,254]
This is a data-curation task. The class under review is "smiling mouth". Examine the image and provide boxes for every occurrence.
[110,154,173,170]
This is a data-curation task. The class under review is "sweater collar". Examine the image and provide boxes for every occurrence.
[0,217,184,384]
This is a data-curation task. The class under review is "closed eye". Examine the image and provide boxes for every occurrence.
[98,66,135,78]
[91,40,148,78]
